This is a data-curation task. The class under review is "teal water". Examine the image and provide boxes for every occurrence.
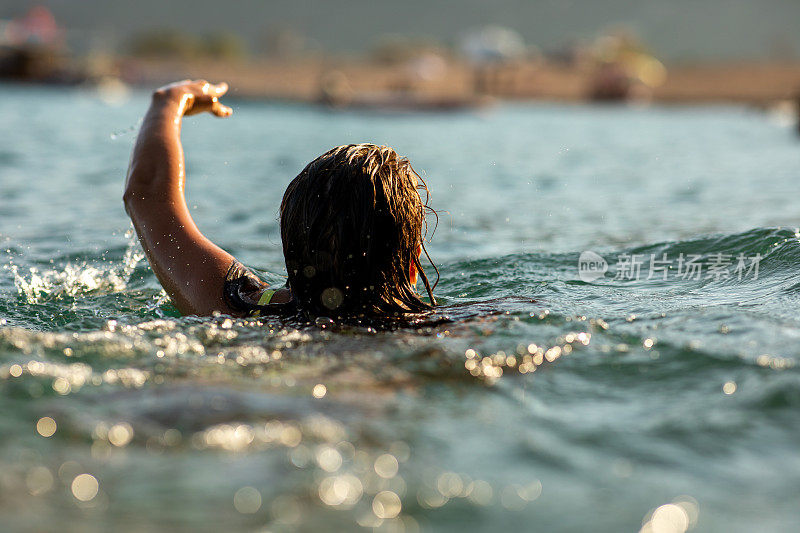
[1,85,800,532]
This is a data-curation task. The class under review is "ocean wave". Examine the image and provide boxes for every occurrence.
[8,235,145,305]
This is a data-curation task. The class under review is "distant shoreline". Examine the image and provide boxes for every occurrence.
[119,57,800,108]
[3,47,800,108]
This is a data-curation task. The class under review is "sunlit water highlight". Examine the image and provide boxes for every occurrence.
[1,85,800,532]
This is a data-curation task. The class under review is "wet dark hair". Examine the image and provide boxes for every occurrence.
[280,143,437,319]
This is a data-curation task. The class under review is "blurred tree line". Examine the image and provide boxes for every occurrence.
[128,29,246,60]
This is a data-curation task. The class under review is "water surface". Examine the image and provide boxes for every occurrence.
[1,85,800,532]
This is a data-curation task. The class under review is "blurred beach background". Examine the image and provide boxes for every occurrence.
[2,0,800,108]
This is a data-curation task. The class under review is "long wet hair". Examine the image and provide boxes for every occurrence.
[280,143,437,320]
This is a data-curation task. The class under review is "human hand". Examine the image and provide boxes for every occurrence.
[152,79,233,118]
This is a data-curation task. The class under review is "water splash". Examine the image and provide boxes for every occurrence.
[109,118,143,140]
[120,228,146,279]
[10,230,144,304]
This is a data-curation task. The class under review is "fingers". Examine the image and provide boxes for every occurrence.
[211,98,233,117]
[175,80,232,117]
[202,80,232,117]
[206,81,232,117]
[197,80,228,95]
[209,82,229,97]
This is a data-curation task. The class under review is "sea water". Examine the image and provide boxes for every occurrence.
[1,85,799,532]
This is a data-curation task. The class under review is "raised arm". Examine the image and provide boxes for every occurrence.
[123,79,238,316]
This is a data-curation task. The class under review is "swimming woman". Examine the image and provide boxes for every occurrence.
[123,79,437,322]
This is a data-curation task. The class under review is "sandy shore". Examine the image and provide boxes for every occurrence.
[120,56,800,107]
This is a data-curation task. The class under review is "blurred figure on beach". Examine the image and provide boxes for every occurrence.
[586,29,666,102]
[0,6,65,81]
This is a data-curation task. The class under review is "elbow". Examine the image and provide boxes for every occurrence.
[122,189,134,215]
[122,188,142,217]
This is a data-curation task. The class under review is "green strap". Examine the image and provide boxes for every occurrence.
[250,289,276,317]
[257,289,276,306]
